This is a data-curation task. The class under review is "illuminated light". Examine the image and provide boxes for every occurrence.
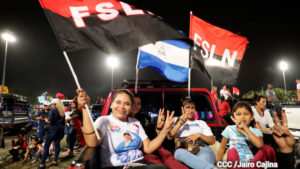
[1,32,16,42]
[106,56,119,68]
[279,61,288,71]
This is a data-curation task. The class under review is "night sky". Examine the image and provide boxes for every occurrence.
[0,1,299,99]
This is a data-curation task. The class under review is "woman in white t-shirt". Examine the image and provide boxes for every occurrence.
[252,96,274,134]
[169,98,216,169]
[77,89,174,169]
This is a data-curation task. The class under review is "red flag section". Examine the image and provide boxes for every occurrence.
[189,14,249,85]
[39,0,185,53]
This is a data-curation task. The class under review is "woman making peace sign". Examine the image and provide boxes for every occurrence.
[77,89,174,169]
[169,97,216,169]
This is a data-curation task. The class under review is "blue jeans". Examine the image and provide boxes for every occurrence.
[37,127,47,143]
[65,125,77,152]
[174,146,216,169]
[41,127,64,165]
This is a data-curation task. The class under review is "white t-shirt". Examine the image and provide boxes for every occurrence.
[94,115,148,168]
[252,106,274,129]
[297,83,300,90]
[220,89,229,100]
[65,111,74,125]
[173,117,213,138]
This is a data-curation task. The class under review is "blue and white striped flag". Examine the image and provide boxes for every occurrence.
[137,40,189,82]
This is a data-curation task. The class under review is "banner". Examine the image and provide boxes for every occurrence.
[39,0,185,53]
[138,40,189,83]
[190,14,249,85]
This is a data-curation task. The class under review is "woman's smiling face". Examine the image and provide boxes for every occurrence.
[111,93,132,122]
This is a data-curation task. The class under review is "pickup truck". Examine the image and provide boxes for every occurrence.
[0,94,33,132]
[282,103,300,138]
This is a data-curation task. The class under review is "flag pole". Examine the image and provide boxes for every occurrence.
[187,11,193,98]
[63,51,100,140]
[135,48,141,94]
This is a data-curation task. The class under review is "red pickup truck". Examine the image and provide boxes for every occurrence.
[69,86,224,169]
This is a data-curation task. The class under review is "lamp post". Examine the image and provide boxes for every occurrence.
[1,32,16,94]
[279,61,288,93]
[106,56,119,90]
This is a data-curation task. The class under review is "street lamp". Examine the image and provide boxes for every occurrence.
[279,61,288,93]
[106,56,119,90]
[1,31,16,94]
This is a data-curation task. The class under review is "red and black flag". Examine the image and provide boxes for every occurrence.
[39,0,185,53]
[189,14,249,85]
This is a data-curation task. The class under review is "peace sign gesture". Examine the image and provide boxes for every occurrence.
[272,111,295,153]
[162,110,175,131]
[230,116,248,134]
[157,108,166,129]
[179,106,188,125]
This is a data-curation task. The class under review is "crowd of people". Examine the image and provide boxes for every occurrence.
[6,82,299,169]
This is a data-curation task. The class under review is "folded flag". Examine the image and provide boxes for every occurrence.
[138,40,189,83]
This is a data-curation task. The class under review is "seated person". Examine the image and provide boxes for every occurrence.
[22,135,42,164]
[217,102,276,168]
[9,132,27,161]
[77,88,174,169]
[169,97,216,169]
[129,94,188,169]
[252,96,274,133]
[272,111,295,169]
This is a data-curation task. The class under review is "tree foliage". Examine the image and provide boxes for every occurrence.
[242,88,297,102]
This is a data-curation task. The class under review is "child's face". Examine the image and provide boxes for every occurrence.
[233,107,253,126]
[183,102,196,119]
[31,139,38,145]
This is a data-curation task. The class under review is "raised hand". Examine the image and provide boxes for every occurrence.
[157,108,166,129]
[179,106,187,125]
[272,111,295,153]
[230,116,247,133]
[76,88,91,108]
[163,110,175,131]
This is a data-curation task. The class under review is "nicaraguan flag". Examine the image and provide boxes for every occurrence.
[137,40,189,82]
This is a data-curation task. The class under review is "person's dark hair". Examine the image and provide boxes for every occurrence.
[231,101,253,117]
[123,132,131,136]
[71,100,78,109]
[112,89,134,105]
[220,96,225,102]
[133,93,141,99]
[255,95,266,104]
[181,97,195,106]
[30,135,38,141]
[17,132,25,137]
[231,101,255,127]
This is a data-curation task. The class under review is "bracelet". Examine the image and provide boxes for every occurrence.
[156,127,163,131]
[82,130,95,135]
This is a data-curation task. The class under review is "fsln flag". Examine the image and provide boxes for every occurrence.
[138,40,189,83]
[39,0,185,53]
[189,14,249,85]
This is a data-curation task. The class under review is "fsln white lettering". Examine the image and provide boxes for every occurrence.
[193,33,238,67]
[222,49,237,67]
[69,2,145,28]
[201,41,209,59]
[96,3,119,21]
[69,6,90,28]
[120,2,144,15]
